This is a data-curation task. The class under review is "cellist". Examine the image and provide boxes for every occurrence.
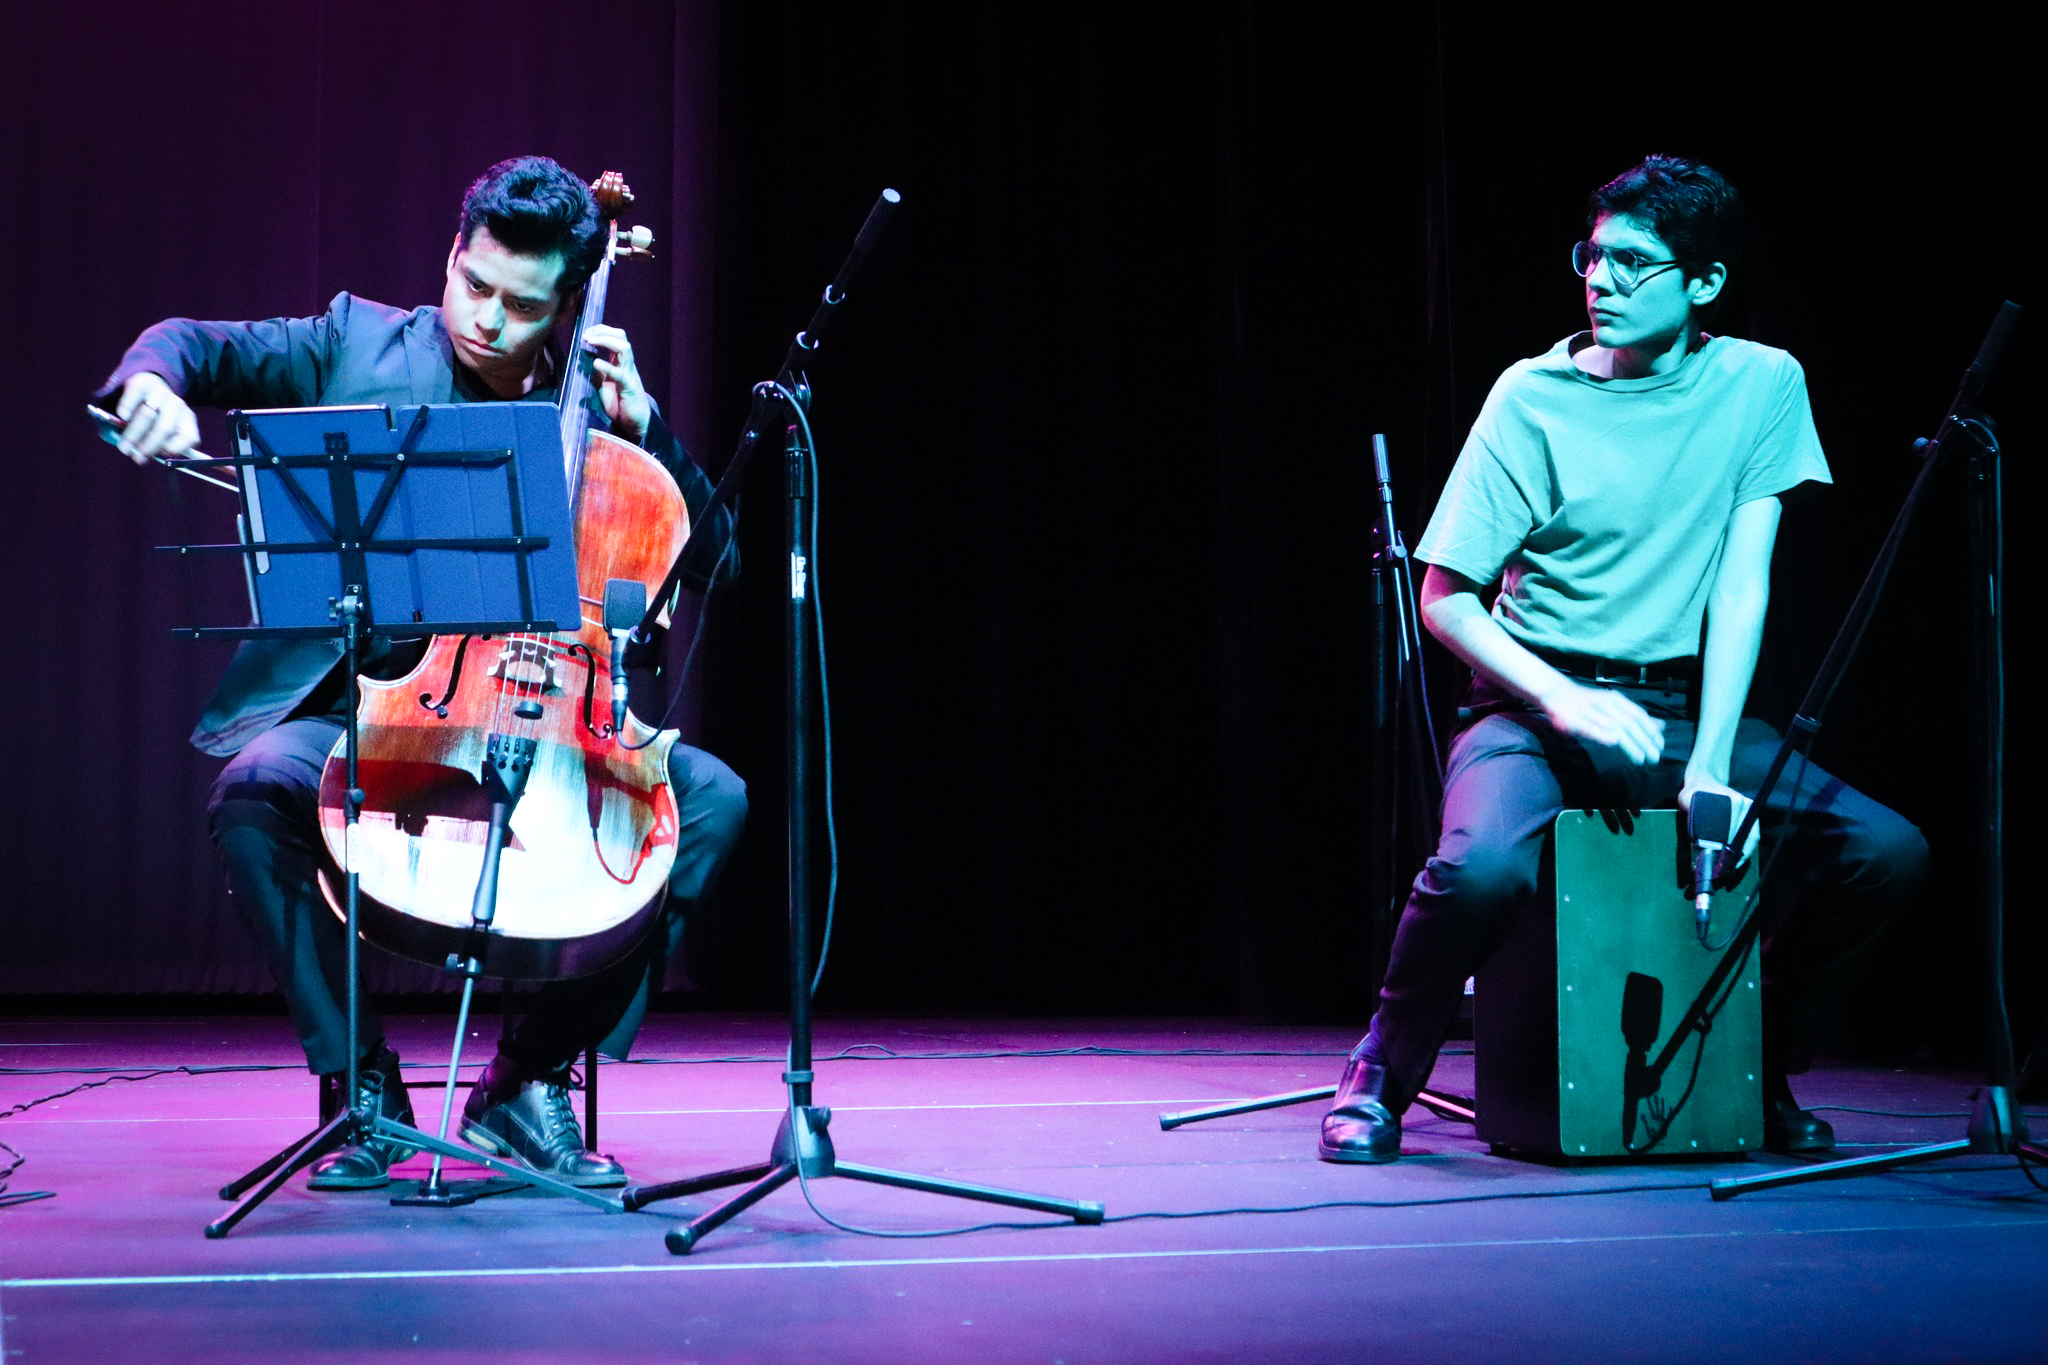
[96,156,746,1191]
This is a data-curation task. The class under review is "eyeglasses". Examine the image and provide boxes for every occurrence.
[1571,241,1682,296]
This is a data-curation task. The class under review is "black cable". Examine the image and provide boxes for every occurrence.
[738,383,841,998]
[0,1132,47,1205]
[2019,1145,2047,1193]
[657,379,838,990]
[624,1043,1357,1064]
[618,502,741,751]
[1,1064,299,1077]
[0,1063,283,1119]
[790,394,840,999]
[776,1140,2032,1236]
[0,1064,280,1209]
[778,1075,1068,1240]
[767,1070,1717,1241]
[1955,417,2000,453]
[1954,413,2022,1181]
[798,1042,1350,1061]
[1102,1181,1712,1221]
[6,1054,2039,1220]
[770,1151,2047,1242]
[0,1044,1360,1082]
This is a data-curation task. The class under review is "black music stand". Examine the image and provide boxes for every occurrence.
[150,400,623,1236]
[621,190,1104,1252]
[1158,434,1475,1135]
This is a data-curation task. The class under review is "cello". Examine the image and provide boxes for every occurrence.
[314,171,689,980]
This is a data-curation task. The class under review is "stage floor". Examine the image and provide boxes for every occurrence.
[3,1014,2045,1363]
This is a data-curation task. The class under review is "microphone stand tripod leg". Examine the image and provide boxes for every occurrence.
[206,1112,356,1239]
[665,1163,800,1254]
[391,961,488,1209]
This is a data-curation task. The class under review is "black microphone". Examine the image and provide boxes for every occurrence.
[1960,300,2020,402]
[1688,791,1734,935]
[603,579,648,741]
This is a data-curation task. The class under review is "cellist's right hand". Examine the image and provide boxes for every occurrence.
[113,373,199,463]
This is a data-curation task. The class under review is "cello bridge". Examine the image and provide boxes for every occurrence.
[487,637,562,694]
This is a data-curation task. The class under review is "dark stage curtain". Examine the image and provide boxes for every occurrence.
[2,5,2038,1060]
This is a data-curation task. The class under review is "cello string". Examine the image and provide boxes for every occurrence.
[547,216,620,740]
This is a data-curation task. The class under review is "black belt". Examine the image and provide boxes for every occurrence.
[1530,648,1699,689]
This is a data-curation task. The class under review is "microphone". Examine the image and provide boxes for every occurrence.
[1688,791,1734,935]
[602,579,649,741]
[1960,300,2019,402]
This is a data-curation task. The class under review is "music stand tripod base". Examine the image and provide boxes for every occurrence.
[182,400,589,1238]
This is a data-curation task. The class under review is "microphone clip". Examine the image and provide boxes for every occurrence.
[1687,792,1736,940]
[602,578,650,742]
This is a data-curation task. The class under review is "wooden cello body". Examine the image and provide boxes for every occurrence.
[314,174,688,980]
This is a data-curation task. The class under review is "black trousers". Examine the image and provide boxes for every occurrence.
[1361,676,1928,1111]
[209,716,747,1075]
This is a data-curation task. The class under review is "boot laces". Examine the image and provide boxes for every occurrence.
[534,1080,585,1158]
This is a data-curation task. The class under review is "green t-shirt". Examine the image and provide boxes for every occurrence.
[1416,332,1831,663]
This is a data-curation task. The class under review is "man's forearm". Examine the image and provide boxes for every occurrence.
[1419,562,1667,767]
[1424,588,1573,709]
[1688,588,1765,786]
[1688,497,1782,789]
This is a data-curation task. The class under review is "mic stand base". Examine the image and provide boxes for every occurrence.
[205,1112,355,1238]
[377,1115,619,1211]
[1158,1086,1475,1132]
[625,1097,1106,1255]
[1711,1085,2044,1200]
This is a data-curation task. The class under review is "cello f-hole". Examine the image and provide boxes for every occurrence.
[417,633,480,716]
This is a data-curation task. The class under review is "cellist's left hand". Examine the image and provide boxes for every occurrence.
[582,323,651,443]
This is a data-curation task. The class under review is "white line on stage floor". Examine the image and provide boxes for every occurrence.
[0,1097,1273,1124]
[8,1217,2048,1291]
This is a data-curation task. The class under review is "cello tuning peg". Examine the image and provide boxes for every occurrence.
[621,225,655,256]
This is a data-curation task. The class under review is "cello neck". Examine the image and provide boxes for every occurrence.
[558,169,650,504]
[558,232,616,500]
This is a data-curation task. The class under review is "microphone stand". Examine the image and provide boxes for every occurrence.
[622,190,1104,1251]
[1711,301,2047,1198]
[1158,434,1473,1134]
[1371,433,1447,954]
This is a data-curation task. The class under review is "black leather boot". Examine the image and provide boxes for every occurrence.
[308,1045,417,1190]
[1319,1054,1404,1164]
[1762,1071,1834,1154]
[460,1055,625,1187]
